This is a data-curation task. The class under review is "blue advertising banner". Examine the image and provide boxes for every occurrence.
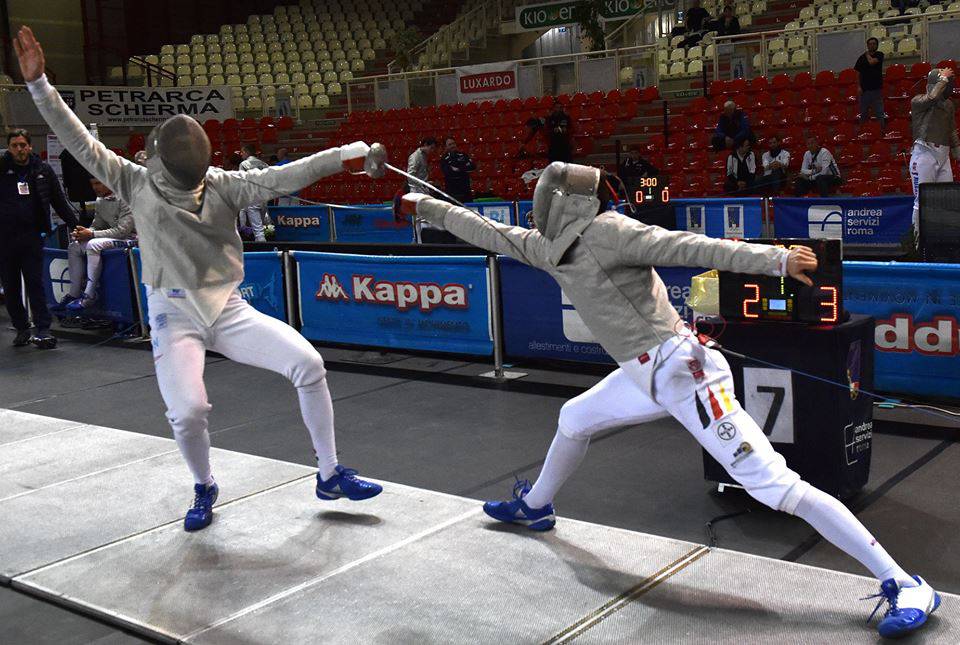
[517,200,534,229]
[773,196,913,245]
[42,248,137,325]
[331,204,412,244]
[294,252,493,355]
[499,258,704,363]
[133,249,287,323]
[471,201,515,225]
[673,198,763,238]
[270,206,332,242]
[237,252,287,321]
[844,261,960,398]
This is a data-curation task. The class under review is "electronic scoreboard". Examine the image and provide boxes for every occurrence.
[718,239,844,324]
[633,176,670,206]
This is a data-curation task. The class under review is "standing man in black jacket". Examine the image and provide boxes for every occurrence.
[440,137,476,204]
[0,128,77,348]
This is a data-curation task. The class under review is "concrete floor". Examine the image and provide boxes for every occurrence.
[1,317,958,643]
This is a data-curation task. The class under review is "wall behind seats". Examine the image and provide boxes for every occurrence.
[6,0,84,84]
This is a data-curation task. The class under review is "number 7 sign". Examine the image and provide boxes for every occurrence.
[742,367,795,444]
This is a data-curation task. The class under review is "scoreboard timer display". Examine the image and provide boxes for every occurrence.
[634,176,670,205]
[718,239,844,324]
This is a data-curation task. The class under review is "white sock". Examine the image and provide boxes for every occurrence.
[524,430,589,509]
[794,487,916,587]
[298,378,338,480]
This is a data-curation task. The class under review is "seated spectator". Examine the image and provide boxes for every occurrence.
[756,134,791,195]
[795,134,842,197]
[723,138,757,194]
[62,178,137,312]
[711,100,754,151]
[673,0,713,47]
[440,137,477,204]
[711,5,741,37]
[619,147,659,202]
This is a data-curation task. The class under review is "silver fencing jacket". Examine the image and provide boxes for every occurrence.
[911,77,960,150]
[90,195,136,240]
[28,74,347,325]
[415,193,789,363]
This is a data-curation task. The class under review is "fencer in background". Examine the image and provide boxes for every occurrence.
[238,144,270,241]
[910,67,959,229]
[16,25,387,533]
[402,162,940,639]
[62,177,137,312]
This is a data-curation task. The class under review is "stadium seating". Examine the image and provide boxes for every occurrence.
[126,0,426,112]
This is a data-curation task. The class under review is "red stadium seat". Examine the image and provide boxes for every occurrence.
[814,70,836,88]
[277,115,295,130]
[793,72,812,89]
[910,61,932,79]
[771,73,792,90]
[749,76,769,93]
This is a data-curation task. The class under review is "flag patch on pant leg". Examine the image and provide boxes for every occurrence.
[695,392,710,428]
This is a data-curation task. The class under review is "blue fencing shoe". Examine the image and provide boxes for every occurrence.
[867,575,940,638]
[184,482,219,532]
[66,295,96,312]
[482,479,556,531]
[53,294,77,311]
[316,466,382,501]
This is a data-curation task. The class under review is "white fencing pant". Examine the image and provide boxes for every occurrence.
[239,203,267,241]
[67,238,135,299]
[147,290,338,484]
[557,334,809,512]
[910,141,953,227]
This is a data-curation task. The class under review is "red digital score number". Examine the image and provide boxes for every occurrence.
[819,286,838,323]
[743,283,760,319]
[661,186,670,203]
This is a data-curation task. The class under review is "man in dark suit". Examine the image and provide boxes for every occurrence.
[0,128,77,348]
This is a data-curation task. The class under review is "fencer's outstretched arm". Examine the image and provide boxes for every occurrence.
[16,27,144,204]
[611,218,789,276]
[219,141,383,210]
[405,195,551,269]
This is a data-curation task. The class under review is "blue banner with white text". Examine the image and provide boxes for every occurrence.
[294,252,492,355]
[42,247,137,325]
[844,261,960,398]
[673,198,763,238]
[270,205,332,242]
[331,204,412,244]
[133,249,287,324]
[499,257,704,363]
[773,196,913,245]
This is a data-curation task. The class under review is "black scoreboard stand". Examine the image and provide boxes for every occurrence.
[699,239,874,500]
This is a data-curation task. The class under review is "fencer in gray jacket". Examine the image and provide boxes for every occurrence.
[402,162,939,637]
[16,25,386,532]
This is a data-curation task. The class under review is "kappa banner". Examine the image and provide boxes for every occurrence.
[294,252,493,355]
[456,62,519,103]
[56,85,234,126]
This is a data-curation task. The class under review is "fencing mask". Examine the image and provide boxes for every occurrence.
[144,115,211,190]
[927,70,955,99]
[530,162,601,240]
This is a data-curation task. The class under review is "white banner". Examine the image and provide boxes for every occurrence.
[455,62,519,104]
[55,85,234,126]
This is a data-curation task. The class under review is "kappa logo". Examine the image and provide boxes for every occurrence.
[315,273,469,312]
[315,273,350,301]
[730,441,753,467]
[276,215,322,228]
[807,205,844,239]
[48,258,70,302]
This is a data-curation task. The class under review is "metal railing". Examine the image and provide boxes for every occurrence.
[347,42,662,113]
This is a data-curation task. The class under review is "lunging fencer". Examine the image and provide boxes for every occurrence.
[16,26,387,532]
[910,67,959,229]
[402,162,940,639]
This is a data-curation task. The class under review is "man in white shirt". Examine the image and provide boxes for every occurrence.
[794,134,842,197]
[723,138,756,195]
[757,134,790,195]
[238,144,269,241]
